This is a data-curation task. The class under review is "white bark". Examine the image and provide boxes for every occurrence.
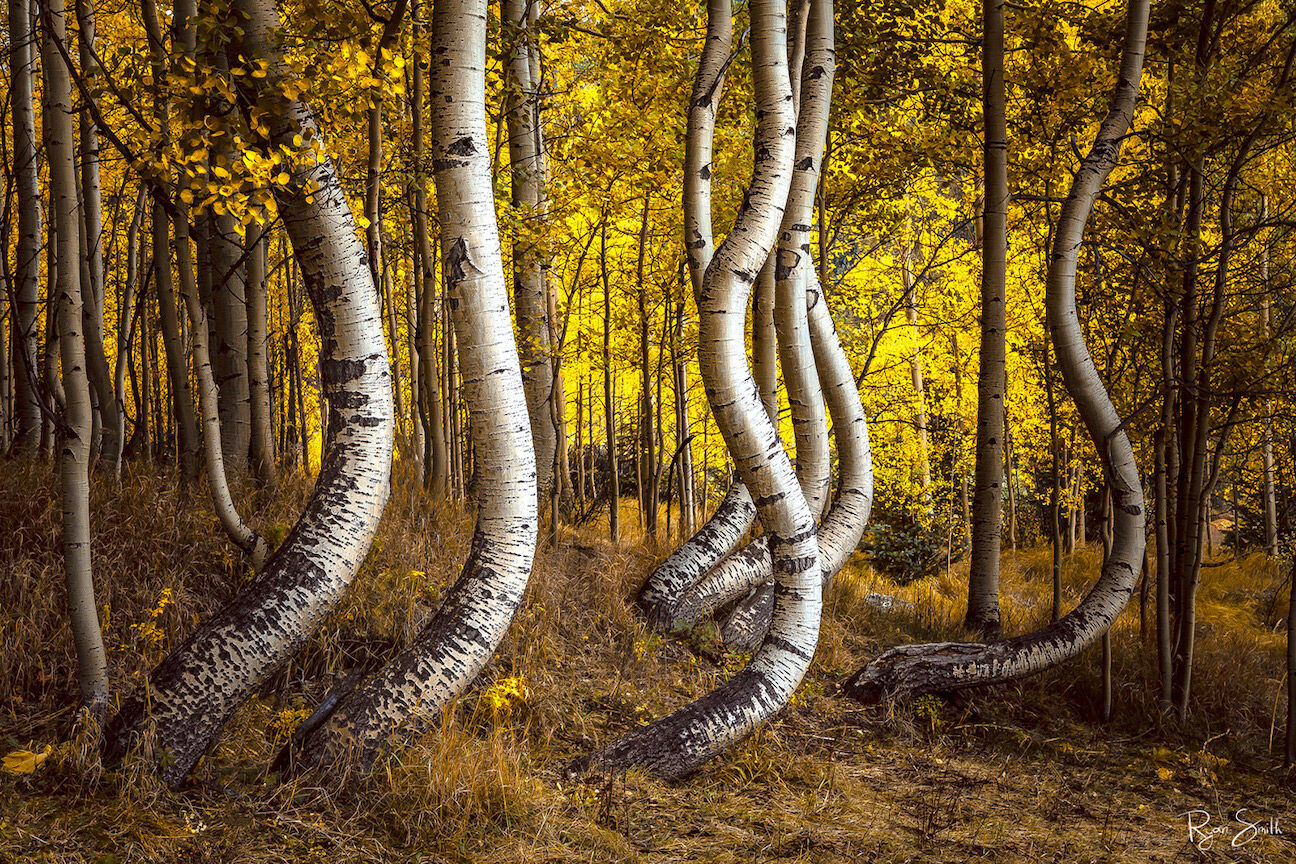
[8,0,43,453]
[289,0,538,772]
[104,0,394,786]
[504,0,555,495]
[42,0,109,716]
[804,269,872,579]
[575,0,814,780]
[637,0,757,622]
[74,0,121,472]
[112,189,147,466]
[178,238,268,567]
[844,0,1149,703]
[670,0,839,632]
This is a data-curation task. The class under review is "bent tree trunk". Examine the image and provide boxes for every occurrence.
[720,270,873,651]
[179,243,269,568]
[843,0,1149,704]
[287,0,538,773]
[574,0,815,781]
[43,0,110,716]
[103,0,395,786]
[674,0,836,636]
[637,0,758,621]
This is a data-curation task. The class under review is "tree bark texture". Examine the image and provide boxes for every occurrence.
[575,0,816,781]
[103,0,395,786]
[289,0,538,773]
[42,0,110,716]
[965,0,1008,639]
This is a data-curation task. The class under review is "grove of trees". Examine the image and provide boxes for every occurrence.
[4,0,1296,853]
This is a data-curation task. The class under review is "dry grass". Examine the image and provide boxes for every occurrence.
[3,461,1295,863]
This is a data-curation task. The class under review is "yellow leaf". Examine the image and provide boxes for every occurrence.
[3,745,52,775]
[1156,766,1173,781]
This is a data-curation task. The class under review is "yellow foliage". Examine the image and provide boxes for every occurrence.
[2,745,51,775]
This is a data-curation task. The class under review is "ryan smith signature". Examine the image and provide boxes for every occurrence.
[1182,809,1283,851]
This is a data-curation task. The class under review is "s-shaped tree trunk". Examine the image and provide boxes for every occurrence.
[285,0,538,774]
[720,269,874,651]
[573,0,814,781]
[844,0,1149,704]
[670,0,836,638]
[636,0,759,623]
[103,0,395,787]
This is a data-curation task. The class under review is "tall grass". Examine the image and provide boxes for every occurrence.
[2,461,1292,862]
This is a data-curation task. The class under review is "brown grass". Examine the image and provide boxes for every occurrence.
[3,461,1295,863]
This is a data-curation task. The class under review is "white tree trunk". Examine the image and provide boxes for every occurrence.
[666,0,838,634]
[844,0,1149,703]
[288,0,538,773]
[8,0,43,453]
[74,0,121,473]
[575,0,815,781]
[720,269,874,651]
[42,0,109,717]
[637,0,758,622]
[504,0,555,495]
[179,238,268,567]
[104,0,394,786]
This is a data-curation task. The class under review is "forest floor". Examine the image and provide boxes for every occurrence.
[3,463,1295,863]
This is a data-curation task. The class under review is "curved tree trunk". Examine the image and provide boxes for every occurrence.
[665,0,837,636]
[103,0,395,787]
[8,0,43,454]
[721,269,873,651]
[965,0,1007,639]
[573,0,813,781]
[42,0,110,717]
[285,0,538,773]
[843,0,1149,704]
[804,270,872,581]
[637,0,760,620]
[178,234,268,568]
